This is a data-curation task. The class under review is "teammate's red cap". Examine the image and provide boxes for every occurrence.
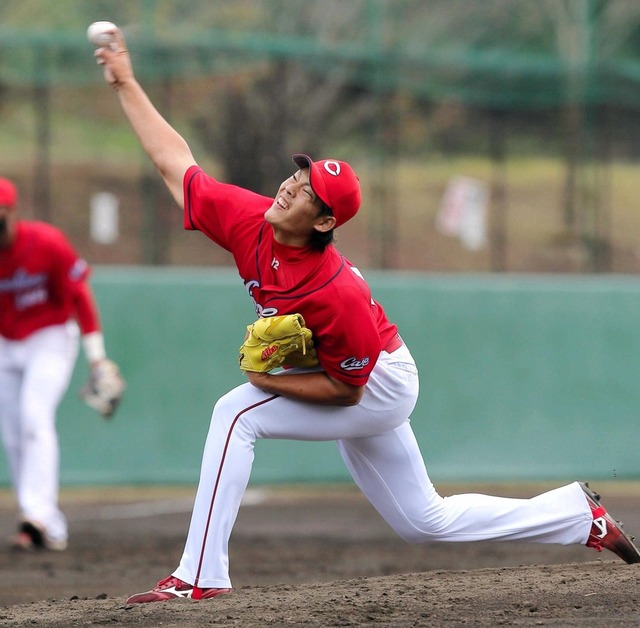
[0,177,17,208]
[292,154,361,227]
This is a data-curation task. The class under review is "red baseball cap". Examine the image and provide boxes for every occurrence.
[292,154,361,227]
[0,177,17,208]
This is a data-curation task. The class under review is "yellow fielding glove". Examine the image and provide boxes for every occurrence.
[238,314,319,373]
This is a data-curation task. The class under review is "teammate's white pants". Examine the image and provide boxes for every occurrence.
[0,322,79,543]
[174,344,593,589]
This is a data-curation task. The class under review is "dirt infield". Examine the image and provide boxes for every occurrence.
[0,482,639,626]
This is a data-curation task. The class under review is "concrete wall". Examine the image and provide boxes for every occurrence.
[2,268,639,487]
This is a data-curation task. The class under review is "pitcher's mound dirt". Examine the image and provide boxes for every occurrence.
[0,483,638,626]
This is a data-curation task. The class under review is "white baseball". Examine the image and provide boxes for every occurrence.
[87,21,117,47]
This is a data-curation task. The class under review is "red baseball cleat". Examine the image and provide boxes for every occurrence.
[580,482,640,564]
[126,575,231,603]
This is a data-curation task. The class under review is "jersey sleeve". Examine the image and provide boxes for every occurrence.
[314,285,382,387]
[72,280,101,335]
[47,228,100,334]
[183,165,272,252]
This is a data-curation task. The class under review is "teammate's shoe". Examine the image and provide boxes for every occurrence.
[10,520,67,552]
[10,530,36,551]
[580,482,640,564]
[126,575,231,603]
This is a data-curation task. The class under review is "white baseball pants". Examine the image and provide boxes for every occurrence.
[0,322,79,543]
[174,344,593,589]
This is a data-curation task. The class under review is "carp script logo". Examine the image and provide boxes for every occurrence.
[245,279,278,318]
[0,268,48,311]
[340,356,369,371]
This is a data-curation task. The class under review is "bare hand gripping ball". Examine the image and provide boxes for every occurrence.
[87,21,117,47]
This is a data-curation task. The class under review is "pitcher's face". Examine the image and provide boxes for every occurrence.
[265,168,334,247]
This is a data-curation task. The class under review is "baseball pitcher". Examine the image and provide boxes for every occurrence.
[92,25,639,603]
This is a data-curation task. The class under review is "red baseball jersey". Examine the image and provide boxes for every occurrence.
[0,221,99,340]
[183,165,398,386]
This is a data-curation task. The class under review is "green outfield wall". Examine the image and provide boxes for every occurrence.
[2,268,639,488]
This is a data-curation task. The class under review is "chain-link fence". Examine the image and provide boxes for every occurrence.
[2,0,640,272]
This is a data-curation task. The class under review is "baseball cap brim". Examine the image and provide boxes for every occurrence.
[292,154,329,203]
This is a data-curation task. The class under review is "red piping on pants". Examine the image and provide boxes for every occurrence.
[194,394,279,585]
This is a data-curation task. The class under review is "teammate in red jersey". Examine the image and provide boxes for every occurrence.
[94,28,640,603]
[0,177,117,551]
